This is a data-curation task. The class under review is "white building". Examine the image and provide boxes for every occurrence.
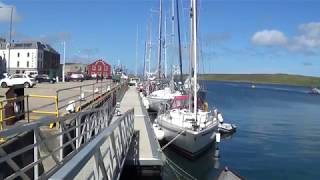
[0,39,60,76]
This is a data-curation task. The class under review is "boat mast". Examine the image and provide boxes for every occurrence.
[164,14,167,78]
[171,0,175,79]
[171,0,175,41]
[143,40,147,78]
[157,0,163,79]
[191,0,198,114]
[176,0,184,83]
[189,0,193,111]
[135,25,139,76]
[148,21,152,75]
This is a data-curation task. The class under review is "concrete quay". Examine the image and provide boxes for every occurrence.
[0,80,114,122]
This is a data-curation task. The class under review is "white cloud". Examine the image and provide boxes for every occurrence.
[298,22,320,39]
[251,30,288,46]
[0,2,21,22]
[295,22,320,48]
[251,22,320,55]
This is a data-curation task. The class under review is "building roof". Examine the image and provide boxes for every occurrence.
[0,38,6,43]
[88,59,110,66]
[0,40,59,55]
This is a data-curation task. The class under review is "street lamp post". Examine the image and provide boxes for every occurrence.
[62,41,66,82]
[0,6,13,74]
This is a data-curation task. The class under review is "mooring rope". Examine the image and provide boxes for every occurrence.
[166,157,197,180]
[160,129,185,151]
[166,161,182,180]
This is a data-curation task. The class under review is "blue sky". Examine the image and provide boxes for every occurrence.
[0,0,320,76]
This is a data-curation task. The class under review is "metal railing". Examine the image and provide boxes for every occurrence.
[56,80,115,115]
[0,81,127,133]
[49,109,134,180]
[0,97,118,179]
[0,95,58,131]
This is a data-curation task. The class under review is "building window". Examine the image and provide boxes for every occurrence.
[92,66,96,71]
[17,52,20,58]
[17,61,20,67]
[27,61,29,68]
[98,65,101,71]
[27,52,30,57]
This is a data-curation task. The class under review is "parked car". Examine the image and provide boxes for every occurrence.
[66,73,84,82]
[0,73,6,80]
[0,74,36,88]
[35,74,56,84]
[24,70,38,78]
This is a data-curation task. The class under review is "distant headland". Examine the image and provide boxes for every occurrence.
[198,74,320,87]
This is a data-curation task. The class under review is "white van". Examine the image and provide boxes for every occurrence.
[24,70,38,78]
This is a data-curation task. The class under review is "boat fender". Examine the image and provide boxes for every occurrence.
[213,108,218,118]
[66,100,76,113]
[216,133,221,143]
[79,93,85,101]
[94,88,99,94]
[203,101,208,112]
[217,113,224,123]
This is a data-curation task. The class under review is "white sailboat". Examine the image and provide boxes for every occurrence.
[146,0,182,112]
[156,0,219,157]
[147,86,182,111]
[310,87,320,95]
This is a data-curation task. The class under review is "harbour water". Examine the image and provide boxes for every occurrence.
[162,81,320,180]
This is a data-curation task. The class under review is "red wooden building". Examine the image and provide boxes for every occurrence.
[87,59,111,78]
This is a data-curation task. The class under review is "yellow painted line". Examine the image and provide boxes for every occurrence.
[31,110,58,115]
[29,94,57,99]
[3,116,16,121]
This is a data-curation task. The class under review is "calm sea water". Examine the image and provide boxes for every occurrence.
[162,81,320,180]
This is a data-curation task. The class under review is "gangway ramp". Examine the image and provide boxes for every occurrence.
[50,86,164,179]
[49,109,135,180]
[113,86,164,168]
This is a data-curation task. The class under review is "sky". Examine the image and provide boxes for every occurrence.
[0,0,320,76]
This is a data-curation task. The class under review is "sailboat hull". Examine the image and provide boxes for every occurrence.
[159,119,218,158]
[147,96,170,112]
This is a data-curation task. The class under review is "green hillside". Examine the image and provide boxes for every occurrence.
[199,74,320,87]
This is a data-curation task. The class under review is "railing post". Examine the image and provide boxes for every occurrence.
[110,131,120,176]
[59,124,63,162]
[0,101,4,142]
[79,86,82,112]
[34,128,39,180]
[26,95,30,122]
[92,84,95,108]
[0,101,3,129]
[76,115,80,149]
[55,91,64,161]
[100,79,103,94]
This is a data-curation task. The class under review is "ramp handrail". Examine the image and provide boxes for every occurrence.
[0,97,117,180]
[49,109,134,180]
